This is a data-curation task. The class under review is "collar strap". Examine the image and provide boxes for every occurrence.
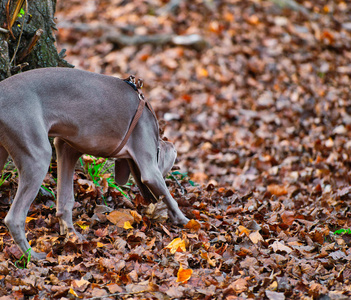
[108,76,157,157]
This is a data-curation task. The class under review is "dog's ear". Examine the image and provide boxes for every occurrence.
[114,159,131,185]
[158,140,177,177]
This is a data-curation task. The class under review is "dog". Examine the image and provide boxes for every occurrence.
[0,67,189,260]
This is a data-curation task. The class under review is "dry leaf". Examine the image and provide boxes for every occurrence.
[165,238,187,254]
[176,266,193,283]
[200,251,216,267]
[237,225,250,237]
[249,231,264,244]
[184,219,201,232]
[227,278,248,293]
[270,241,292,253]
[267,185,287,196]
[130,210,142,223]
[106,209,134,227]
[123,221,133,229]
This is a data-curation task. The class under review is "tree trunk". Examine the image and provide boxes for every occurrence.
[0,0,72,81]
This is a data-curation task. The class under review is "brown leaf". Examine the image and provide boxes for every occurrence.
[270,241,292,254]
[280,211,295,226]
[226,278,248,293]
[265,290,285,300]
[106,209,134,227]
[184,219,201,232]
[107,283,123,294]
[249,231,264,244]
[267,185,287,196]
[130,210,142,223]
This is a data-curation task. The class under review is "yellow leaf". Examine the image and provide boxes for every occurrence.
[69,288,79,297]
[165,237,186,254]
[237,225,250,237]
[76,222,89,230]
[123,221,133,229]
[197,67,209,78]
[97,242,105,248]
[25,217,36,223]
[176,266,193,283]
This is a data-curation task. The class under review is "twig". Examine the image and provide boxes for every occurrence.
[9,0,27,65]
[0,27,9,33]
[88,290,153,300]
[18,28,43,62]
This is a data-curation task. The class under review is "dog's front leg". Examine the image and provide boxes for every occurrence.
[131,156,189,225]
[54,138,84,240]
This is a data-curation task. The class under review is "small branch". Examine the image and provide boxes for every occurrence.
[18,28,43,62]
[9,0,27,65]
[88,290,156,300]
[268,0,310,16]
[106,32,208,50]
[0,27,10,34]
[10,62,28,73]
[106,33,173,47]
[6,0,14,38]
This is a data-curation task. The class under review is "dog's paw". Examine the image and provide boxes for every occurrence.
[30,251,47,261]
[168,211,189,226]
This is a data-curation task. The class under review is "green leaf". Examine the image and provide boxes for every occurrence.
[17,8,25,18]
[334,228,351,235]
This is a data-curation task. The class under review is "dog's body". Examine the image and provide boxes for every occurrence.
[0,67,188,260]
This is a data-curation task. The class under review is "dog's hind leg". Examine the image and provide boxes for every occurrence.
[4,138,52,260]
[54,138,83,239]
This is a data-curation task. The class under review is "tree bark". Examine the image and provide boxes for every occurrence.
[0,0,72,81]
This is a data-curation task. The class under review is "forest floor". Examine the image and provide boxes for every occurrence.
[1,0,351,299]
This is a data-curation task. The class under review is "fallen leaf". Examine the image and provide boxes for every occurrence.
[267,185,287,196]
[184,219,201,232]
[165,238,187,254]
[270,241,293,253]
[280,211,295,226]
[265,290,285,300]
[227,278,248,293]
[249,231,264,244]
[69,288,79,297]
[200,251,216,267]
[106,209,134,227]
[237,225,250,237]
[176,266,193,283]
[130,210,142,223]
[123,221,133,229]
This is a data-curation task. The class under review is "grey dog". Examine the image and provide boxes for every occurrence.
[0,68,189,260]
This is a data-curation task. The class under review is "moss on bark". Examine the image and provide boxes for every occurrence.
[0,0,72,81]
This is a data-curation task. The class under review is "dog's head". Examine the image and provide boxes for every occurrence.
[158,139,177,177]
[114,139,177,186]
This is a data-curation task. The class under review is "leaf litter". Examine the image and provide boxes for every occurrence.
[1,0,351,299]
